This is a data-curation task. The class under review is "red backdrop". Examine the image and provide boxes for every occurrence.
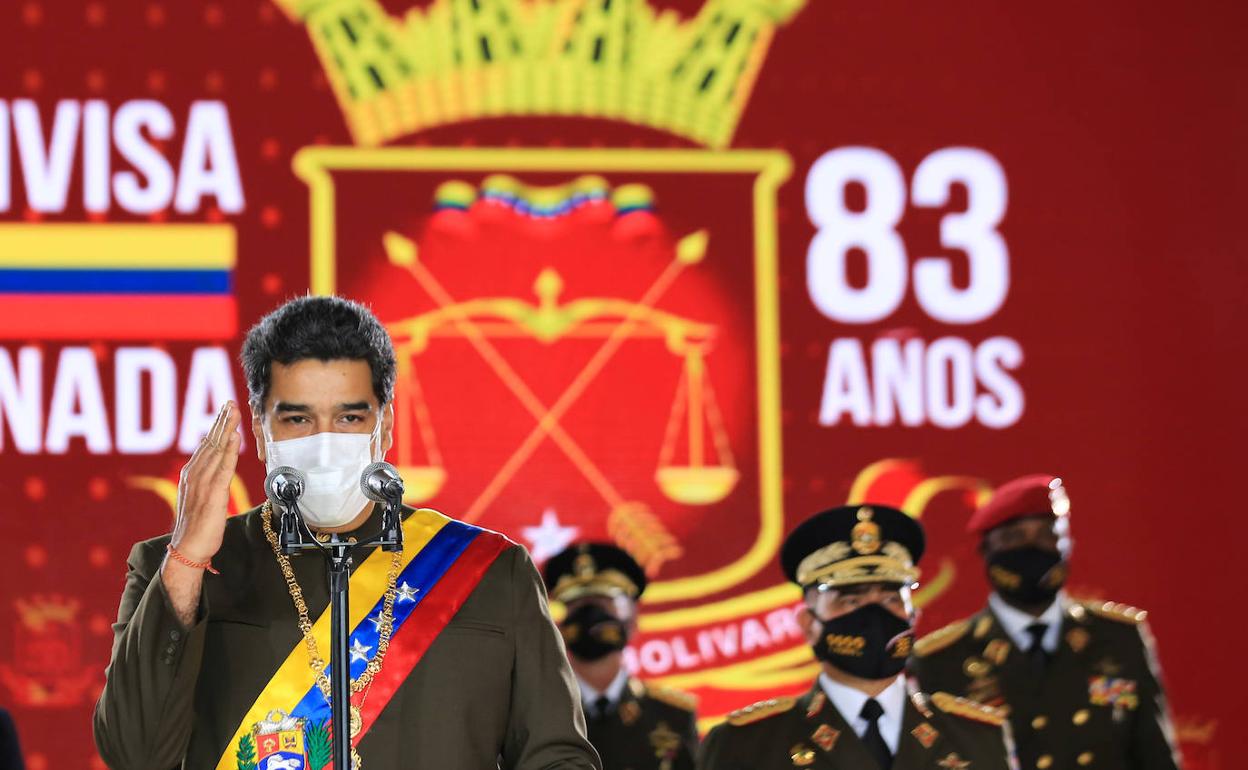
[1,1,1244,768]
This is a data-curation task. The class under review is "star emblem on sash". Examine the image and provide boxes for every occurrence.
[397,581,419,602]
[350,638,373,663]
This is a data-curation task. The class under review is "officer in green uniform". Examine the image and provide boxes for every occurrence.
[698,504,1015,770]
[911,475,1181,770]
[544,543,699,770]
[93,296,600,769]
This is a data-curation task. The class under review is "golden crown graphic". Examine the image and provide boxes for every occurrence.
[15,595,80,632]
[273,0,806,147]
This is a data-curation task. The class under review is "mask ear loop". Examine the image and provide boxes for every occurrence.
[261,414,278,465]
[370,409,384,462]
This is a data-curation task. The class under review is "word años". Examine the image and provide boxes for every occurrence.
[819,336,1023,429]
[0,346,239,455]
[0,99,244,215]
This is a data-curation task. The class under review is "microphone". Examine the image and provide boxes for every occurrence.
[360,462,405,503]
[264,466,306,505]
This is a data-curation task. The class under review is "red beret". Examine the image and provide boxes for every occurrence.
[966,474,1070,535]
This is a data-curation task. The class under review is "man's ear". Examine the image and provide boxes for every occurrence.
[380,402,395,455]
[796,605,820,646]
[251,406,265,463]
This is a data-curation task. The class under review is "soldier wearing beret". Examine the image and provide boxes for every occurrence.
[544,543,700,770]
[911,475,1181,770]
[698,504,1016,770]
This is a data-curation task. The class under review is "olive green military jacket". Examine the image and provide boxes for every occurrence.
[911,600,1180,770]
[93,505,602,770]
[696,682,1014,770]
[584,677,698,770]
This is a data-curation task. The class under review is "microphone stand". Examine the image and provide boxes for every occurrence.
[275,496,404,770]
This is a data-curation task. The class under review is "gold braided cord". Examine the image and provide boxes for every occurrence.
[260,501,405,767]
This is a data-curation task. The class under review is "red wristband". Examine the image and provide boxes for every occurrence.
[166,543,220,575]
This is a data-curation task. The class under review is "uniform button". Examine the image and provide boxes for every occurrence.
[1078,752,1095,766]
[170,629,181,641]
[1037,756,1053,769]
[1073,709,1090,725]
[1031,715,1048,729]
[165,644,177,656]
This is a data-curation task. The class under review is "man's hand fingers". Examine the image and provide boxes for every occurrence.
[207,401,233,448]
[217,428,242,475]
[184,430,211,469]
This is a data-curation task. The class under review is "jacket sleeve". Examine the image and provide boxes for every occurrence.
[678,708,700,769]
[694,723,731,770]
[500,545,602,770]
[1129,622,1182,770]
[0,707,25,770]
[92,539,208,770]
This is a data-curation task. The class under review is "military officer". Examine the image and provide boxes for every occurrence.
[93,296,600,769]
[911,475,1181,770]
[698,504,1015,770]
[544,542,699,770]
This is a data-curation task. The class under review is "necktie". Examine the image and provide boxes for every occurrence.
[860,698,892,770]
[1025,622,1049,679]
[592,695,611,722]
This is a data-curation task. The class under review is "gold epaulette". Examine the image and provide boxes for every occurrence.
[726,696,797,726]
[930,692,1006,727]
[1080,600,1147,624]
[646,684,699,713]
[914,619,971,658]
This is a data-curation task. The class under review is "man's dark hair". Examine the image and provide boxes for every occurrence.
[241,295,397,409]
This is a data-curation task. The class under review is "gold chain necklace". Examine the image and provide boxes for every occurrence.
[261,502,404,766]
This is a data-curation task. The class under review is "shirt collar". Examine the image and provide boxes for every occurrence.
[577,667,631,707]
[818,672,907,754]
[988,591,1067,653]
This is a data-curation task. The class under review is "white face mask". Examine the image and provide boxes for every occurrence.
[263,418,383,529]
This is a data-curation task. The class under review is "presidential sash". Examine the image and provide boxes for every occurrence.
[218,508,510,770]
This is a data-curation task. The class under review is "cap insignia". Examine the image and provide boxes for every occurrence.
[573,551,597,579]
[852,507,882,555]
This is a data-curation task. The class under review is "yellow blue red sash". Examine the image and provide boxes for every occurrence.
[217,508,510,770]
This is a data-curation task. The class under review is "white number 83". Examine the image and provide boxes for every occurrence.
[806,146,1009,325]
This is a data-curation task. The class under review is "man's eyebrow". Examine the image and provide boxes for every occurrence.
[274,402,311,413]
[337,401,372,411]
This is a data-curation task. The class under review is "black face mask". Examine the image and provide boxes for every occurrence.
[812,603,914,680]
[987,546,1067,606]
[560,603,630,661]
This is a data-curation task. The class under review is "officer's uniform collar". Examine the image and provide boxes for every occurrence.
[988,591,1067,654]
[817,672,907,754]
[577,667,630,709]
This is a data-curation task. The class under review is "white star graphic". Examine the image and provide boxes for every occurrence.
[521,508,580,563]
[350,638,372,663]
[369,615,384,632]
[397,582,419,603]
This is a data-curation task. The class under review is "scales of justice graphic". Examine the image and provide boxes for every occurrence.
[379,176,742,578]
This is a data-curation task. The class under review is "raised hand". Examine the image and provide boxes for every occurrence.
[168,400,241,567]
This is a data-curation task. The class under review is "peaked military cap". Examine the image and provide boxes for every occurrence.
[780,504,925,589]
[966,474,1070,535]
[542,542,648,602]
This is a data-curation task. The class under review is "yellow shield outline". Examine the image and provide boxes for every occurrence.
[293,147,790,606]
